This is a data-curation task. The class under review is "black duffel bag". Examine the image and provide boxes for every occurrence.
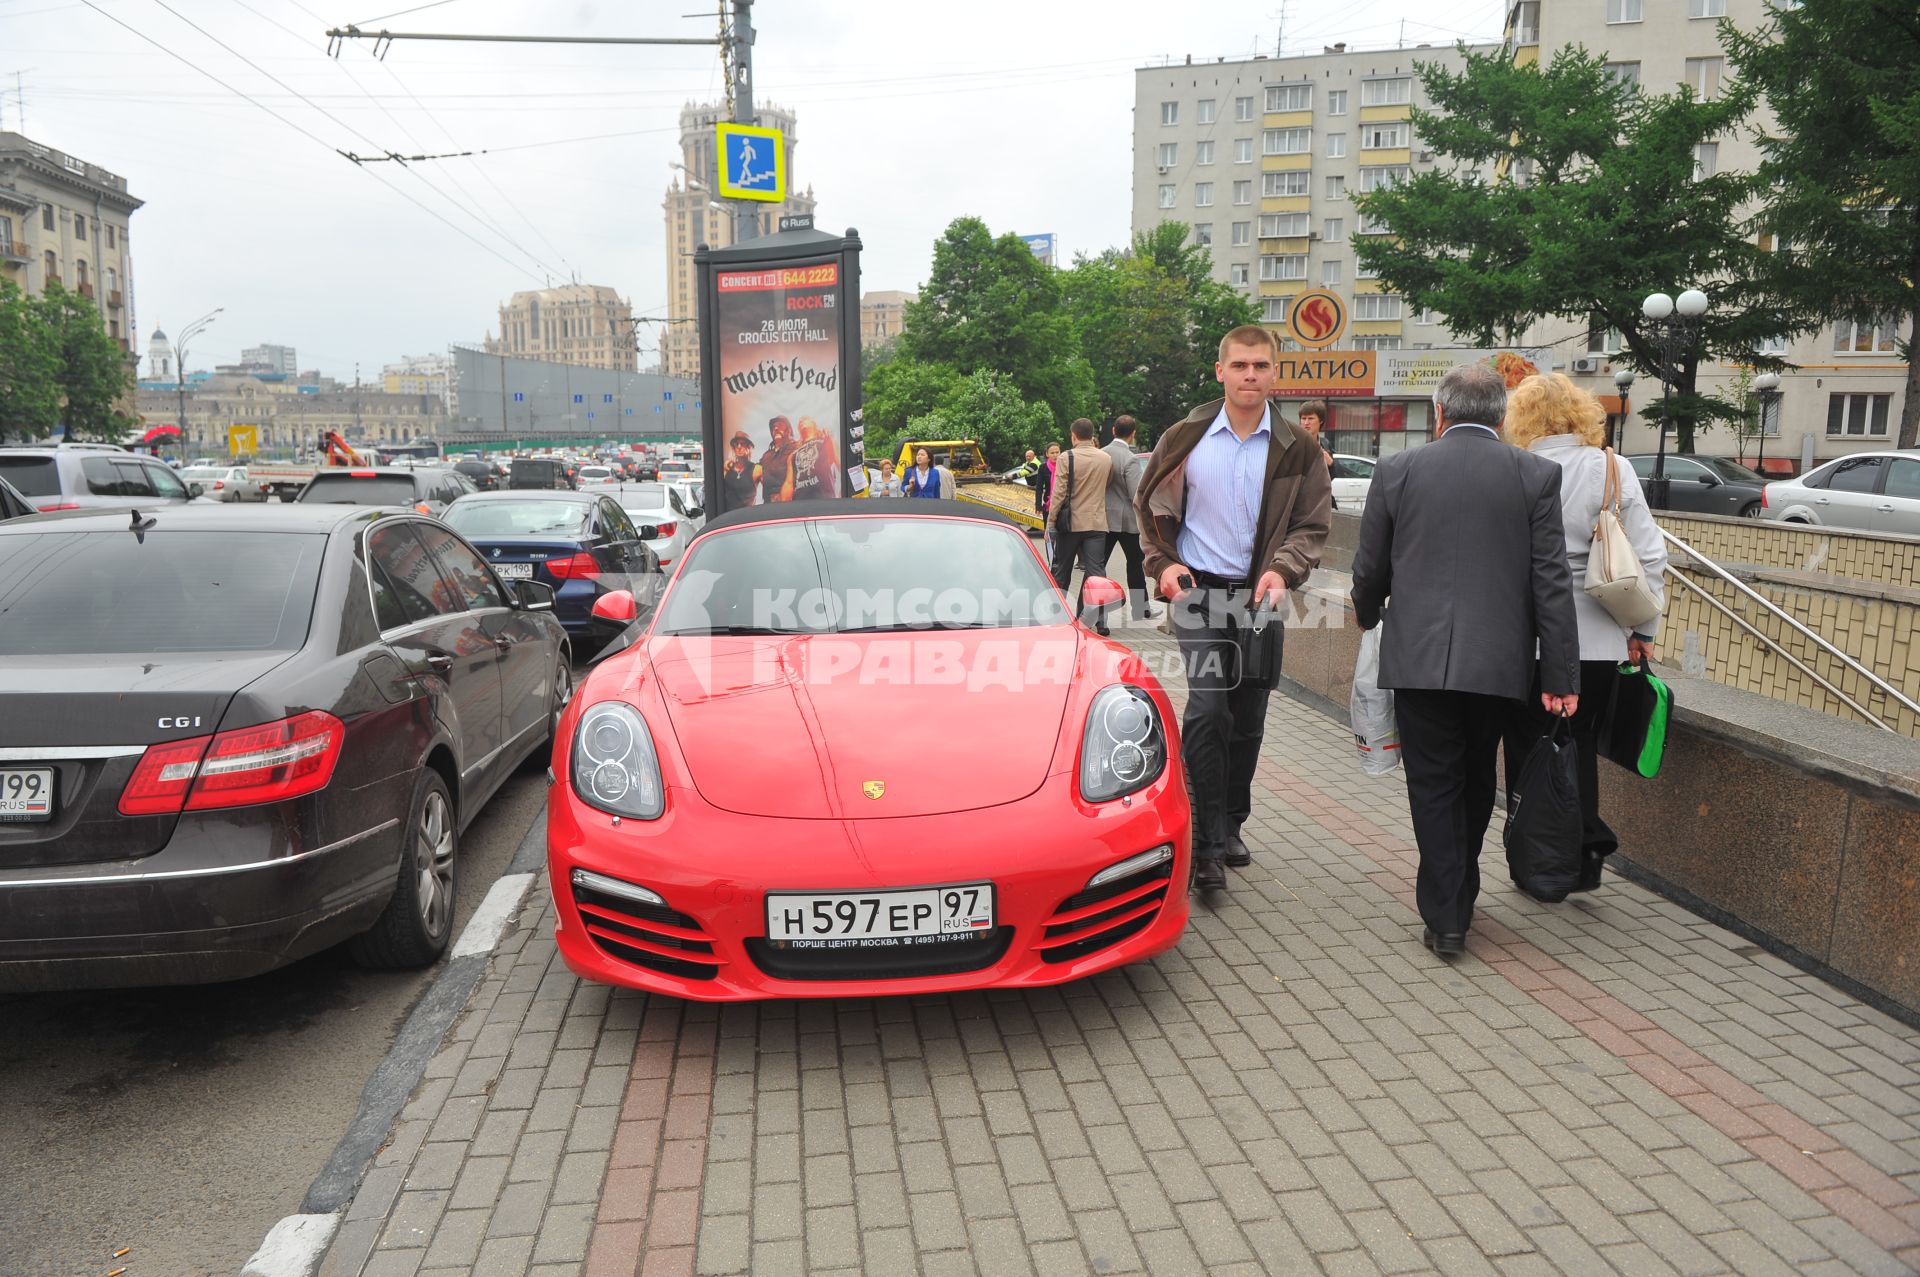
[1503,717,1583,903]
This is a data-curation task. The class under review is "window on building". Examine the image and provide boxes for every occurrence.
[0,215,10,251]
[1753,333,1789,356]
[1684,57,1723,98]
[1605,61,1641,88]
[1231,222,1252,246]
[1832,318,1899,353]
[1159,142,1179,168]
[1322,259,1344,285]
[1194,224,1214,247]
[1160,101,1179,125]
[1353,294,1403,320]
[1692,143,1719,179]
[1266,84,1312,112]
[1260,254,1307,281]
[1359,166,1410,192]
[1362,123,1408,150]
[529,299,541,338]
[1234,137,1253,163]
[1264,170,1310,197]
[1756,395,1783,437]
[42,205,53,231]
[1326,175,1347,201]
[73,214,85,238]
[1356,258,1380,278]
[105,267,117,293]
[1323,218,1346,242]
[1230,262,1251,286]
[1263,297,1289,322]
[1327,90,1348,115]
[1361,78,1412,106]
[42,250,56,280]
[1512,0,1540,42]
[1608,0,1642,19]
[1586,314,1622,353]
[1689,0,1726,15]
[74,259,87,287]
[1191,141,1214,167]
[1416,308,1438,325]
[1232,180,1253,205]
[1198,99,1217,124]
[1259,213,1309,237]
[1827,393,1891,436]
[1235,95,1255,121]
[1264,127,1311,155]
[1353,336,1403,350]
[1326,133,1347,158]
[107,224,115,248]
[1159,184,1177,209]
[1195,182,1215,207]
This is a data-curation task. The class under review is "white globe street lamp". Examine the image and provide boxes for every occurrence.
[1639,287,1710,509]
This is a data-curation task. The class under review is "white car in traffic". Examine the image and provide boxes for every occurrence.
[611,480,700,570]
[1331,453,1376,515]
[179,464,267,502]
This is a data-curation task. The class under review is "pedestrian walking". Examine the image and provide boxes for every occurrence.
[1101,416,1160,624]
[1499,372,1667,894]
[869,457,904,497]
[1137,324,1333,894]
[1297,400,1338,509]
[901,447,951,499]
[1048,419,1116,631]
[1037,440,1062,563]
[1349,361,1581,958]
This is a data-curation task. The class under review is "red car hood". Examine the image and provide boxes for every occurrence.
[648,630,1080,819]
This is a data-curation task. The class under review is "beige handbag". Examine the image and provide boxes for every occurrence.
[1584,448,1663,628]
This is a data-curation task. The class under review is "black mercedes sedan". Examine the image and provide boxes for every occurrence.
[0,504,571,991]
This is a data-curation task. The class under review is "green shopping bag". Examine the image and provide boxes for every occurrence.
[1598,656,1672,779]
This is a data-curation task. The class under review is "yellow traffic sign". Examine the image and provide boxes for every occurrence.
[228,424,258,457]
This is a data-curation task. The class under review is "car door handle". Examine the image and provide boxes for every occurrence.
[493,635,513,652]
[1876,504,1895,512]
[424,649,455,675]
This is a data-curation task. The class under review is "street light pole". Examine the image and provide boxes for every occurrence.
[729,0,758,244]
[1639,287,1710,511]
[1611,368,1635,452]
[175,307,222,454]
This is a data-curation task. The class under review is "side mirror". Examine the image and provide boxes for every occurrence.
[1697,474,1718,485]
[591,589,638,630]
[635,524,660,540]
[188,482,205,498]
[686,507,704,520]
[512,579,556,611]
[1081,576,1126,613]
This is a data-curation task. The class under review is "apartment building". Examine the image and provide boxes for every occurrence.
[383,353,457,413]
[1513,0,1909,467]
[662,101,818,380]
[241,343,298,376]
[860,290,916,351]
[0,131,143,354]
[485,283,637,374]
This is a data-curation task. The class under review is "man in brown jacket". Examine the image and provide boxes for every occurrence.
[1048,417,1117,631]
[1136,324,1333,893]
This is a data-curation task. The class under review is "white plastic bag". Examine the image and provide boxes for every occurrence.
[1351,627,1401,775]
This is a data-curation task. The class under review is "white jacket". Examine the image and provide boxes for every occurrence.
[1528,434,1669,661]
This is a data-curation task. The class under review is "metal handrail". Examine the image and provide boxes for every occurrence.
[1660,528,1920,731]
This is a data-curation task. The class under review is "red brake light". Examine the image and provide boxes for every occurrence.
[651,521,677,539]
[213,481,226,489]
[118,712,344,816]
[545,552,601,581]
[1761,486,1769,509]
[350,470,379,478]
[40,502,81,512]
[119,735,212,815]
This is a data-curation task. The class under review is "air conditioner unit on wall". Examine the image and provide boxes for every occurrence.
[1571,356,1602,374]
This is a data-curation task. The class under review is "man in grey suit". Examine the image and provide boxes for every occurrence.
[1100,416,1159,626]
[1349,362,1581,958]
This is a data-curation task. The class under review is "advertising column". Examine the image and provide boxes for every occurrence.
[698,225,863,517]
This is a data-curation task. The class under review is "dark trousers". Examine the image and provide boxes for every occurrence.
[1053,530,1109,621]
[1173,581,1275,859]
[1503,659,1620,860]
[1103,531,1154,618]
[1395,687,1516,936]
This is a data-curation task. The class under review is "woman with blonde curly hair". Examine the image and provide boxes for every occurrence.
[1502,372,1668,893]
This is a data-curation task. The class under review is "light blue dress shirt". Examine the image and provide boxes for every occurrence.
[1177,401,1272,579]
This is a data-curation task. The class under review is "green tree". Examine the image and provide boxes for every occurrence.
[1353,45,1791,452]
[899,217,1095,427]
[861,357,963,465]
[37,282,135,441]
[0,279,60,442]
[904,370,1056,468]
[1722,2,1920,447]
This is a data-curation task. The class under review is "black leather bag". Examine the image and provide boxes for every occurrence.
[1230,601,1285,689]
[1503,717,1583,903]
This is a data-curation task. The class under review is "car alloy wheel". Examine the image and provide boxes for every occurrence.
[348,769,458,968]
[415,786,455,942]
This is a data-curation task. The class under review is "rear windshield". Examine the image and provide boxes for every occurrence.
[0,530,324,654]
[624,483,667,507]
[0,456,58,496]
[444,500,590,538]
[301,473,416,505]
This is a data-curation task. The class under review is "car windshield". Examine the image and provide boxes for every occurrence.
[444,500,591,537]
[0,456,58,496]
[0,530,324,654]
[656,516,1067,636]
[300,473,416,504]
[1700,457,1762,483]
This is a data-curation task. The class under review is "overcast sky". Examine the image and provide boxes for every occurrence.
[4,0,1507,380]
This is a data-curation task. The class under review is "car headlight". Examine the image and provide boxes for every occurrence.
[1080,684,1166,803]
[570,701,664,819]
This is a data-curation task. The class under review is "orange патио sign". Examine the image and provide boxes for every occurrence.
[1271,351,1376,399]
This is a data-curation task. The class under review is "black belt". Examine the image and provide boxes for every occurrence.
[1191,569,1250,589]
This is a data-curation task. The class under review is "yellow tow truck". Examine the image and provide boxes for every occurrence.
[864,439,1043,532]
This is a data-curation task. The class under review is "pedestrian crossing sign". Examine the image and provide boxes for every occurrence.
[716,122,786,202]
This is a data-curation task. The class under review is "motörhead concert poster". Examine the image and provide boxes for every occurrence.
[697,226,864,516]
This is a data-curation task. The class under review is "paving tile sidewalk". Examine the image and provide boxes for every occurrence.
[319,625,1920,1277]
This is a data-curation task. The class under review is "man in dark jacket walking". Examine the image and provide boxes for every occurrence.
[1101,416,1158,624]
[1349,361,1580,958]
[1137,325,1333,894]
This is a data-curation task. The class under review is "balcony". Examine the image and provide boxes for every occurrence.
[108,289,123,309]
[0,239,26,264]
[77,281,96,300]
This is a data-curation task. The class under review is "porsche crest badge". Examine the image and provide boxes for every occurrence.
[862,780,886,801]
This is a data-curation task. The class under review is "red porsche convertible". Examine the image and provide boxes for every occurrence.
[545,499,1192,1000]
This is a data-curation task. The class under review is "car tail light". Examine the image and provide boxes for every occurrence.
[649,521,677,539]
[119,735,212,815]
[415,502,433,514]
[350,470,379,477]
[546,552,601,581]
[1761,486,1769,509]
[118,711,345,816]
[213,480,226,489]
